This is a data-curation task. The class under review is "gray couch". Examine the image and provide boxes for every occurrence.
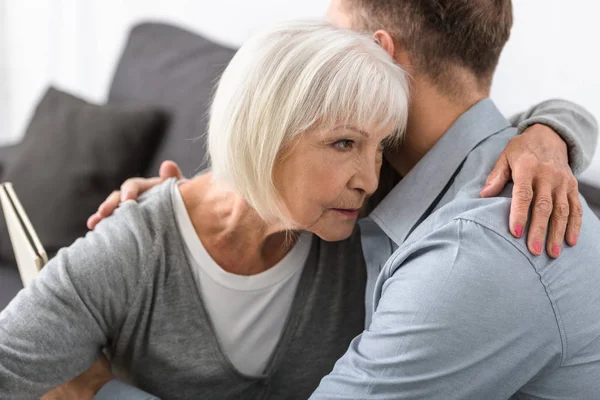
[0,22,599,310]
[580,181,600,217]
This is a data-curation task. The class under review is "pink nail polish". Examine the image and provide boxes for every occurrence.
[533,240,543,255]
[514,224,524,238]
[571,235,579,246]
[552,245,561,257]
[480,186,489,197]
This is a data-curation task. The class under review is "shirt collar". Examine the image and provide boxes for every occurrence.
[370,98,511,246]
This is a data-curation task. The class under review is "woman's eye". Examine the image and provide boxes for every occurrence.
[333,139,354,150]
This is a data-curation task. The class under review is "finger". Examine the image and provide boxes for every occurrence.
[566,189,583,247]
[509,180,534,239]
[159,160,184,180]
[120,179,141,201]
[526,186,554,256]
[87,213,102,230]
[120,177,163,201]
[480,152,511,197]
[98,191,122,217]
[546,191,569,258]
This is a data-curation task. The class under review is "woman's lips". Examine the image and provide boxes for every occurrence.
[332,208,360,218]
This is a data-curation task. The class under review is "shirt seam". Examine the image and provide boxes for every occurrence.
[453,215,567,365]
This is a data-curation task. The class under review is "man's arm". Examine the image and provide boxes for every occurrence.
[310,219,561,399]
[40,355,161,400]
[94,380,161,400]
[87,161,184,230]
[0,203,149,398]
[510,99,598,175]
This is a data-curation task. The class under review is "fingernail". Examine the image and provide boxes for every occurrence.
[552,245,561,257]
[533,240,543,255]
[514,224,524,238]
[571,234,578,246]
[480,184,491,197]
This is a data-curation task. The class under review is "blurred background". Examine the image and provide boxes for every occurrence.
[0,0,598,186]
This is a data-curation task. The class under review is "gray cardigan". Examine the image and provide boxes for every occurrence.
[0,180,367,400]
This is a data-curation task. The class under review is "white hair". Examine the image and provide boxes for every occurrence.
[208,20,410,223]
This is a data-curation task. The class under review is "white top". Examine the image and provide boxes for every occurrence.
[171,183,312,376]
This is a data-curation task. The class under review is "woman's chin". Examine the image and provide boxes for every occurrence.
[312,223,357,242]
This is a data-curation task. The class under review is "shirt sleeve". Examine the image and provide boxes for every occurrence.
[0,203,151,399]
[95,380,161,400]
[509,99,598,175]
[310,218,562,400]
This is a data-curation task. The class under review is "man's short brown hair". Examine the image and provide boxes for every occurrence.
[345,0,513,95]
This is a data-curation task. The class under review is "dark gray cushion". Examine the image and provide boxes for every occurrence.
[0,87,167,263]
[580,181,600,218]
[0,143,19,180]
[0,261,21,311]
[108,22,236,178]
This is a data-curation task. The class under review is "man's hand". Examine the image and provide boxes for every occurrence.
[480,124,581,258]
[41,356,114,400]
[87,161,184,230]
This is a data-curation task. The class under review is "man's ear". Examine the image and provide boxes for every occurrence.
[372,30,396,59]
[373,30,412,72]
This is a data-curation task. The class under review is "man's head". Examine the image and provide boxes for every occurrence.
[327,0,513,98]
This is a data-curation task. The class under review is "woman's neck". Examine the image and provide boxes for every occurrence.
[178,174,299,276]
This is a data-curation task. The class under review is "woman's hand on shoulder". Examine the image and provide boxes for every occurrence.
[480,124,581,259]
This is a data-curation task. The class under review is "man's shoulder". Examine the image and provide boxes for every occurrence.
[381,202,541,308]
[385,192,600,327]
[375,211,561,360]
[406,195,525,256]
[416,188,600,269]
[397,203,530,266]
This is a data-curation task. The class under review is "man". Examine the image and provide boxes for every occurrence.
[308,0,600,398]
[56,1,599,398]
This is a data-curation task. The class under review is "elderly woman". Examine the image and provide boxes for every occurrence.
[0,21,409,399]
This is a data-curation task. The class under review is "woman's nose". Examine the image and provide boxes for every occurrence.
[350,157,380,196]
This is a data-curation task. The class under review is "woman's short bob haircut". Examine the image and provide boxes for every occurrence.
[208,20,409,223]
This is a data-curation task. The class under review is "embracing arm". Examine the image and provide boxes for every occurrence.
[510,99,598,175]
[0,204,150,399]
[310,219,560,399]
[482,100,598,258]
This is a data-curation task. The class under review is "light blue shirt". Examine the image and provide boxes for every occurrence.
[310,99,600,399]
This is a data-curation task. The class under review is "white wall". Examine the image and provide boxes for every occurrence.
[1,0,598,185]
[492,0,600,185]
[0,0,328,146]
